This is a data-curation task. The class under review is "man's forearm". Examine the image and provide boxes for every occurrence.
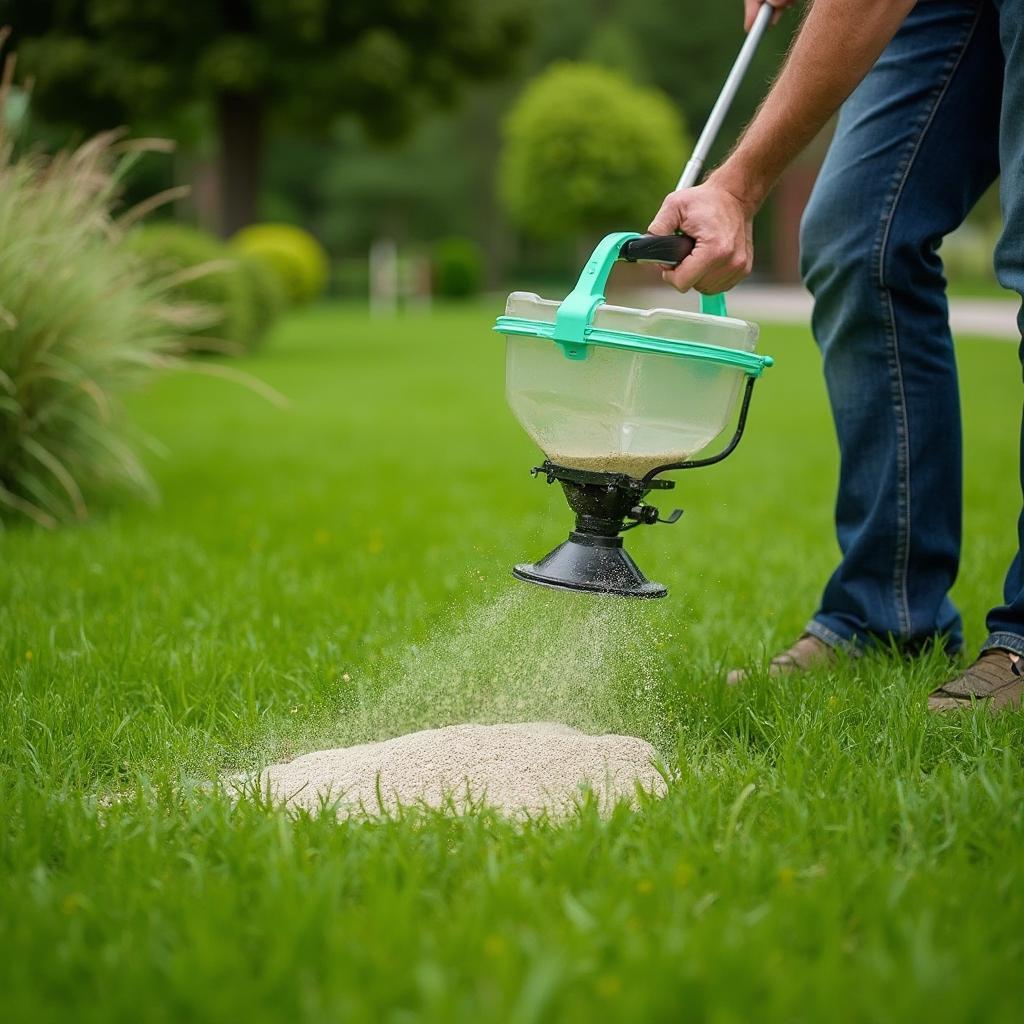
[713,0,917,211]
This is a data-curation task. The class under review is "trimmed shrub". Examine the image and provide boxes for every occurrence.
[499,62,689,239]
[432,237,484,298]
[0,131,187,527]
[234,252,286,348]
[128,223,265,354]
[231,223,330,306]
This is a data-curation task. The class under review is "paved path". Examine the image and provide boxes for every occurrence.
[629,284,1021,340]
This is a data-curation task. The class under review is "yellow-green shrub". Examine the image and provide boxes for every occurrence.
[231,223,329,306]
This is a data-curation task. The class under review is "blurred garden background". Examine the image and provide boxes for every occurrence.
[1,0,1015,526]
[8,0,1007,312]
[5,0,800,295]
[2,3,1023,1021]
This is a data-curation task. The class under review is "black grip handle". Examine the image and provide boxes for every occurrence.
[620,233,695,268]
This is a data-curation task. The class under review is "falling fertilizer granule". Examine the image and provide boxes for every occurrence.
[261,721,666,819]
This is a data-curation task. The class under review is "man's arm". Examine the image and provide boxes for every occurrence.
[648,0,917,294]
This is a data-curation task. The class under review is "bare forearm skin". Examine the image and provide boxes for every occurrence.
[713,0,919,213]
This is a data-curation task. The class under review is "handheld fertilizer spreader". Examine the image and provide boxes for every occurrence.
[494,4,779,599]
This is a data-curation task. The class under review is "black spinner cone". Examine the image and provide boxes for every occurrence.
[514,462,677,599]
[514,531,666,598]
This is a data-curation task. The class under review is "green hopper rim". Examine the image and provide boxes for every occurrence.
[493,315,774,377]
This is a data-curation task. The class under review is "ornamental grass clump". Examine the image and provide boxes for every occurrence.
[0,82,189,526]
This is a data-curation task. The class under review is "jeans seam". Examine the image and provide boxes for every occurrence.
[871,4,985,641]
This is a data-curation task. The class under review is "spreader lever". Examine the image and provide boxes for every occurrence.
[627,504,659,526]
[626,504,684,528]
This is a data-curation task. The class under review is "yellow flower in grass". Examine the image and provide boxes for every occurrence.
[673,861,695,887]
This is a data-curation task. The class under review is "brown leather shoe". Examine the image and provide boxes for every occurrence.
[928,648,1023,713]
[726,633,838,686]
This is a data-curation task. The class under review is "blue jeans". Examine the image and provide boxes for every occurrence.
[799,0,1024,656]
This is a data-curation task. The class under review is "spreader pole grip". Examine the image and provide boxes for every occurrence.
[620,233,695,268]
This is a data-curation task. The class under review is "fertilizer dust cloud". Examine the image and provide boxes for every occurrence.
[308,585,673,755]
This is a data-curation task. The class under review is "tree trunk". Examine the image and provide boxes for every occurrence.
[215,91,264,238]
[176,151,220,234]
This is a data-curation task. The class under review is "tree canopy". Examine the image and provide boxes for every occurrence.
[3,0,531,233]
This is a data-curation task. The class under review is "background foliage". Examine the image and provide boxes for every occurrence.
[4,0,531,234]
[432,237,484,298]
[4,0,1005,292]
[1,0,801,278]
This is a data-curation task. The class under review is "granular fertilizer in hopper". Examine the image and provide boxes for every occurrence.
[546,451,689,476]
[261,721,666,819]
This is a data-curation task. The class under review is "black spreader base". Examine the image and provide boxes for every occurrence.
[513,531,667,599]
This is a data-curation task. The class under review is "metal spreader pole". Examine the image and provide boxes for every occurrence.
[676,2,776,190]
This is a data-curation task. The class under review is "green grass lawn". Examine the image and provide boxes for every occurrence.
[2,300,1023,1022]
[945,274,1019,301]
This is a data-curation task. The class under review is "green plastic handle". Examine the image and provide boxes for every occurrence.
[700,293,728,317]
[553,232,641,359]
[553,233,731,359]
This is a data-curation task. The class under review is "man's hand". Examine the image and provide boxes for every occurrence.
[646,179,755,294]
[744,0,797,31]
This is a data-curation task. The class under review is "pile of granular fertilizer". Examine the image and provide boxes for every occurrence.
[260,721,666,819]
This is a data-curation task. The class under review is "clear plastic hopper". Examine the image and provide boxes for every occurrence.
[501,291,760,477]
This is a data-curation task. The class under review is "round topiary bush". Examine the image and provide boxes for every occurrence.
[499,62,689,239]
[231,223,329,306]
[432,237,484,298]
[128,223,258,353]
